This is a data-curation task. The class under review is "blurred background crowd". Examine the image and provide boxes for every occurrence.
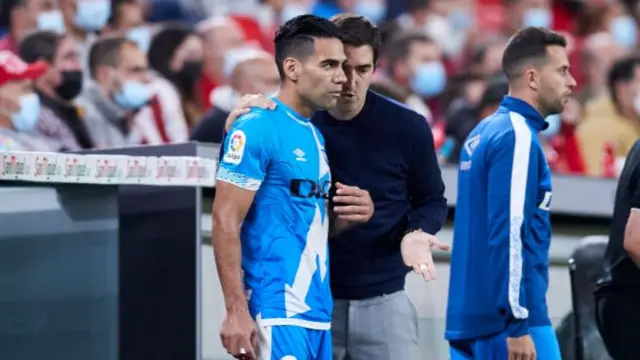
[1,0,640,179]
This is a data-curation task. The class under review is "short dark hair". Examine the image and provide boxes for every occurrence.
[108,0,141,26]
[88,36,134,79]
[330,14,381,65]
[501,27,567,81]
[383,31,433,74]
[274,14,342,80]
[0,0,25,28]
[19,30,62,64]
[405,0,429,12]
[608,55,640,106]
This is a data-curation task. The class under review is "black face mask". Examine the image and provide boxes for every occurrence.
[177,60,203,85]
[55,70,83,101]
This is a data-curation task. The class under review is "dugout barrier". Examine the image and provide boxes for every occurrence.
[0,142,613,360]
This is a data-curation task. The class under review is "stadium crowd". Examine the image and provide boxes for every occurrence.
[0,0,638,180]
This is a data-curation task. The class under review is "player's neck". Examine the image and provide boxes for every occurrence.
[275,89,314,118]
[507,90,545,118]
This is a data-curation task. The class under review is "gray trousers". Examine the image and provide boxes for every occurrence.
[332,290,419,360]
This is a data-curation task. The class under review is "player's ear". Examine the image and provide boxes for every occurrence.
[525,68,539,91]
[282,57,299,82]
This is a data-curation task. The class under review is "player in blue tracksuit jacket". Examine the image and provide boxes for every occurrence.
[446,27,576,360]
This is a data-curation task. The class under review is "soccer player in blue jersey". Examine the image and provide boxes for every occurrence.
[211,15,374,360]
[445,27,576,360]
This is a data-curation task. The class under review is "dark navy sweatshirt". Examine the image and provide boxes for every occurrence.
[312,91,448,300]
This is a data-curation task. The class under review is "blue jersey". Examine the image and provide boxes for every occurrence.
[217,97,332,330]
[445,96,553,341]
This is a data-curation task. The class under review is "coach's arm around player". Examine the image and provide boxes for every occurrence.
[223,95,375,237]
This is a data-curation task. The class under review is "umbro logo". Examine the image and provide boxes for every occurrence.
[294,149,306,162]
[464,135,480,156]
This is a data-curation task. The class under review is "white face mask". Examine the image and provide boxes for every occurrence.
[633,93,640,115]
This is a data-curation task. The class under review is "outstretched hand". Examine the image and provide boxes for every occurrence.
[401,230,450,281]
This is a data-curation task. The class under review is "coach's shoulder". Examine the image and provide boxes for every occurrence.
[373,92,430,130]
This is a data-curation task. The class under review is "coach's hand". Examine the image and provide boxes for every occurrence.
[332,182,374,224]
[220,308,260,360]
[507,335,536,360]
[225,94,277,131]
[401,230,450,281]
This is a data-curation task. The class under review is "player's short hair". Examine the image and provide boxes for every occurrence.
[383,31,434,75]
[330,14,381,65]
[88,36,136,79]
[274,14,342,80]
[501,27,567,81]
[19,30,63,64]
[608,55,640,106]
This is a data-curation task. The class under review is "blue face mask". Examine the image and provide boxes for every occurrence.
[74,0,111,32]
[354,1,387,24]
[37,10,65,33]
[449,9,473,31]
[127,26,152,53]
[114,80,151,110]
[522,8,552,28]
[11,93,40,132]
[540,114,561,139]
[411,62,447,98]
[610,16,637,50]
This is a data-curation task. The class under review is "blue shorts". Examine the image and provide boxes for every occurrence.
[449,325,561,360]
[257,324,331,360]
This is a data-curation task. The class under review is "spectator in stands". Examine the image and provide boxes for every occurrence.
[579,32,624,103]
[541,96,586,174]
[369,76,408,103]
[399,0,470,60]
[504,0,553,35]
[196,17,245,110]
[446,79,508,164]
[133,23,202,144]
[19,30,94,150]
[466,36,509,77]
[190,47,278,144]
[577,56,640,177]
[104,0,153,53]
[313,0,388,24]
[59,0,112,76]
[0,0,64,54]
[76,36,151,148]
[383,31,444,122]
[0,50,60,151]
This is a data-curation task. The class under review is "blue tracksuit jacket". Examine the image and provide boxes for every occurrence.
[445,96,553,341]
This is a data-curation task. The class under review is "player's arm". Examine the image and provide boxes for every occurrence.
[624,165,640,267]
[214,116,272,310]
[406,116,448,235]
[486,129,537,338]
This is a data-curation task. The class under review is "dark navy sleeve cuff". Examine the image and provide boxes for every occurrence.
[506,318,529,338]
[408,219,441,236]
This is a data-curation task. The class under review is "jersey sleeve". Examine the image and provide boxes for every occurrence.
[486,127,538,338]
[216,112,274,191]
